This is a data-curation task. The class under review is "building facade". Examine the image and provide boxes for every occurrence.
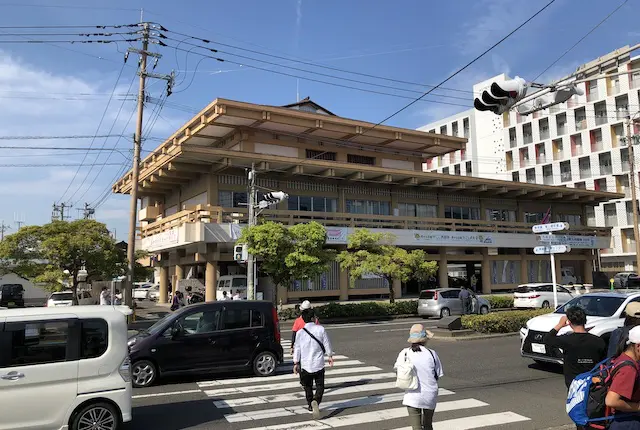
[423,47,640,274]
[113,98,617,304]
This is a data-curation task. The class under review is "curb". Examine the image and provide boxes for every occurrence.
[279,313,419,324]
[433,332,519,341]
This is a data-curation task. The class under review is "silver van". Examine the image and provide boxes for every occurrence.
[418,288,491,318]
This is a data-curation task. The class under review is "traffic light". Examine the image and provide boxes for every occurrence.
[234,244,248,263]
[258,191,289,209]
[474,77,527,115]
[516,84,584,116]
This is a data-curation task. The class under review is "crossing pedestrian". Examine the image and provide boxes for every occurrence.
[291,300,319,354]
[458,286,472,315]
[293,308,334,419]
[394,324,443,430]
[605,325,640,429]
[608,302,640,358]
[544,306,606,389]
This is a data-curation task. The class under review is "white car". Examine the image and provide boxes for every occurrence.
[46,291,96,307]
[513,283,575,309]
[148,285,160,301]
[133,283,153,301]
[0,305,133,430]
[520,290,640,364]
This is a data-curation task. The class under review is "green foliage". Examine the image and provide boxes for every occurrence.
[279,300,419,321]
[336,229,438,303]
[134,249,154,282]
[238,221,334,289]
[461,309,551,334]
[0,220,125,299]
[486,295,514,309]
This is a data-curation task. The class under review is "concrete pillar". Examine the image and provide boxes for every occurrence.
[554,257,562,284]
[339,269,349,301]
[520,249,528,285]
[584,257,594,284]
[159,266,169,304]
[175,265,184,292]
[205,261,217,302]
[481,255,492,294]
[438,249,449,288]
[393,279,402,300]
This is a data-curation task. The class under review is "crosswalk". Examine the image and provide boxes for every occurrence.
[195,339,531,429]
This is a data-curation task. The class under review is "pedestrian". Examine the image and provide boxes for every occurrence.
[458,286,471,315]
[113,289,122,305]
[293,308,334,419]
[222,290,229,300]
[232,290,241,300]
[544,306,606,389]
[605,325,640,429]
[394,324,443,430]
[170,290,181,311]
[99,286,110,305]
[291,300,319,355]
[608,302,640,358]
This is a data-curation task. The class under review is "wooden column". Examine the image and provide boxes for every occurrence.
[481,249,492,294]
[175,265,184,293]
[159,266,169,304]
[205,261,217,302]
[438,248,449,288]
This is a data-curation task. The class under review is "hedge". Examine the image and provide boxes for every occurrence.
[461,309,552,334]
[486,295,514,309]
[279,300,418,321]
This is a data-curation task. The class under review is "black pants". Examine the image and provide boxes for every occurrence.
[300,368,325,406]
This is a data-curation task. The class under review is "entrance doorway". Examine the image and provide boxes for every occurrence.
[448,262,482,293]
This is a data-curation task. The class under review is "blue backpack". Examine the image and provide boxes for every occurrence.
[566,356,635,429]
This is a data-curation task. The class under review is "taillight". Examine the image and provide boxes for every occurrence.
[528,295,541,299]
[119,356,131,382]
[272,307,281,343]
[433,291,438,300]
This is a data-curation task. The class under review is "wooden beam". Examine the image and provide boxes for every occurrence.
[474,184,488,192]
[490,187,509,195]
[211,157,231,174]
[550,192,563,199]
[287,165,304,175]
[158,168,197,180]
[320,168,335,177]
[374,174,393,183]
[137,189,167,197]
[346,171,364,180]
[168,162,211,173]
[529,190,546,198]
[567,194,580,200]
[150,175,189,185]
[423,179,443,187]
[401,177,418,186]
[143,180,173,190]
[256,161,270,171]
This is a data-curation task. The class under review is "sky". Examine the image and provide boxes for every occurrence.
[0,0,637,240]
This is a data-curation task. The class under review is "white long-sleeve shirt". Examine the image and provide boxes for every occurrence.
[293,322,333,373]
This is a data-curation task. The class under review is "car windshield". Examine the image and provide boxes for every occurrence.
[51,292,74,301]
[516,285,542,293]
[1,284,23,295]
[555,296,626,317]
[232,278,247,288]
[144,309,183,336]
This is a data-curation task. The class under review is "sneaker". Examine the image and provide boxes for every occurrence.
[311,400,320,419]
[307,405,312,412]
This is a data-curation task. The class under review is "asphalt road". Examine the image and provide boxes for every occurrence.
[126,318,571,430]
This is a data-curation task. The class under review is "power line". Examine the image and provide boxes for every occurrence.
[0,162,125,167]
[531,0,630,83]
[0,24,138,29]
[0,31,138,37]
[0,38,139,44]
[0,134,127,140]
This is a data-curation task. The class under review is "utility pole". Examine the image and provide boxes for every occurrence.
[124,23,175,307]
[60,202,72,221]
[247,163,256,300]
[625,117,640,272]
[0,221,10,241]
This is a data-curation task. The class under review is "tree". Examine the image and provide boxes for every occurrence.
[336,229,438,303]
[0,220,126,302]
[133,249,154,282]
[237,221,334,293]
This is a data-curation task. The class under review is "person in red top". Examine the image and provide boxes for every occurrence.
[605,325,640,429]
[291,300,319,354]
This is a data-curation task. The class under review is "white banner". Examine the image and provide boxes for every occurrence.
[145,228,178,250]
[412,231,495,246]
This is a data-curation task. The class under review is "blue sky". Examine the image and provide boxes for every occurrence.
[0,0,637,239]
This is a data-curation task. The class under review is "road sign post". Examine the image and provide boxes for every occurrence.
[533,223,570,309]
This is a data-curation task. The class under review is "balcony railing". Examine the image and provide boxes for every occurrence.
[509,139,517,148]
[617,109,630,120]
[139,204,611,239]
[543,176,553,185]
[561,172,572,182]
[536,155,546,164]
[557,125,566,135]
[523,134,533,144]
[587,93,599,102]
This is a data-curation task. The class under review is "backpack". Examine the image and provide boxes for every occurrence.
[566,356,636,429]
[395,349,418,390]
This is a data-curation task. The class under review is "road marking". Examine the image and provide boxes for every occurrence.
[132,389,202,399]
[212,386,454,408]
[374,328,414,333]
[282,354,348,361]
[201,365,379,387]
[280,319,428,333]
[392,411,531,430]
[279,360,363,369]
[202,372,396,395]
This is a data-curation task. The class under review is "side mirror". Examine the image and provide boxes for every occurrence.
[171,323,183,339]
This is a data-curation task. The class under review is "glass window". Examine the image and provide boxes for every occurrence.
[445,205,480,220]
[525,212,545,223]
[486,209,516,222]
[232,278,247,289]
[80,319,108,359]
[441,290,459,299]
[222,308,251,330]
[490,261,521,284]
[299,196,312,211]
[251,311,264,327]
[288,196,298,211]
[326,198,337,213]
[5,321,69,367]
[416,204,437,218]
[219,191,233,208]
[556,296,625,317]
[179,311,220,335]
[312,197,326,212]
[346,200,390,215]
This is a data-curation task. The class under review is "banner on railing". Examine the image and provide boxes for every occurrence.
[413,231,495,245]
[146,228,179,249]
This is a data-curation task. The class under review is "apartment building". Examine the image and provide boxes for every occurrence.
[423,48,640,274]
[113,97,616,304]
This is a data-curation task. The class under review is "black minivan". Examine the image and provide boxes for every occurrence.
[128,300,283,387]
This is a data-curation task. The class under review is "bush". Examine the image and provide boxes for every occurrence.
[486,295,513,309]
[279,300,418,321]
[461,309,551,334]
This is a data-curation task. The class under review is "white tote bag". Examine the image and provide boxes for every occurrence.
[395,349,418,390]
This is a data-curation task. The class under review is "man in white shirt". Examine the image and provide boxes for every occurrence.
[232,290,241,300]
[99,287,111,305]
[293,309,334,419]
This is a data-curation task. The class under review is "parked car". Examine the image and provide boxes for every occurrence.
[520,291,640,365]
[216,275,247,300]
[46,291,75,307]
[0,305,133,430]
[513,283,575,309]
[127,300,283,387]
[133,283,153,301]
[614,272,637,289]
[0,284,25,308]
[147,285,161,301]
[417,288,491,318]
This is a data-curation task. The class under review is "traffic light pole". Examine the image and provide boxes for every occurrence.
[626,118,640,272]
[247,162,256,300]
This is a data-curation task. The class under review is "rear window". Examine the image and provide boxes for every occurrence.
[232,278,247,288]
[1,284,23,295]
[80,319,108,359]
[51,293,74,301]
[419,291,435,299]
[516,285,549,293]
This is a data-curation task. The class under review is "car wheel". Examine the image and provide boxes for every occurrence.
[440,308,451,318]
[253,351,277,377]
[541,301,550,309]
[71,401,120,430]
[131,359,157,388]
[480,306,489,315]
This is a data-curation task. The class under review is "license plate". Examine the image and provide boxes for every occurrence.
[532,343,546,354]
[8,302,14,306]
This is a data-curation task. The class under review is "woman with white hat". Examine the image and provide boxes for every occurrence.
[394,324,443,430]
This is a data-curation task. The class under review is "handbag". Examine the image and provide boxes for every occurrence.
[395,349,418,390]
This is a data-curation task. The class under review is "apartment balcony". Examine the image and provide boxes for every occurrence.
[561,172,572,182]
[617,109,630,120]
[632,78,640,89]
[540,129,550,140]
[579,170,592,180]
[463,128,470,138]
[591,140,604,152]
[622,161,631,172]
[609,84,621,96]
[523,134,533,145]
[139,205,163,222]
[587,93,599,102]
[139,204,612,239]
[536,155,547,164]
[509,139,517,148]
[543,176,553,185]
[557,125,567,135]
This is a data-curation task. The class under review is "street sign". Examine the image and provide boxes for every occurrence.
[533,245,571,255]
[532,222,569,234]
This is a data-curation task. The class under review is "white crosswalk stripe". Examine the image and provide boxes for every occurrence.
[193,347,531,429]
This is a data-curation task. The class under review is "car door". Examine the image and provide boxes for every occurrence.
[153,307,223,373]
[0,314,78,430]
[443,290,462,314]
[214,306,257,368]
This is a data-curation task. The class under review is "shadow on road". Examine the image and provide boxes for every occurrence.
[528,361,564,374]
[126,399,224,429]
